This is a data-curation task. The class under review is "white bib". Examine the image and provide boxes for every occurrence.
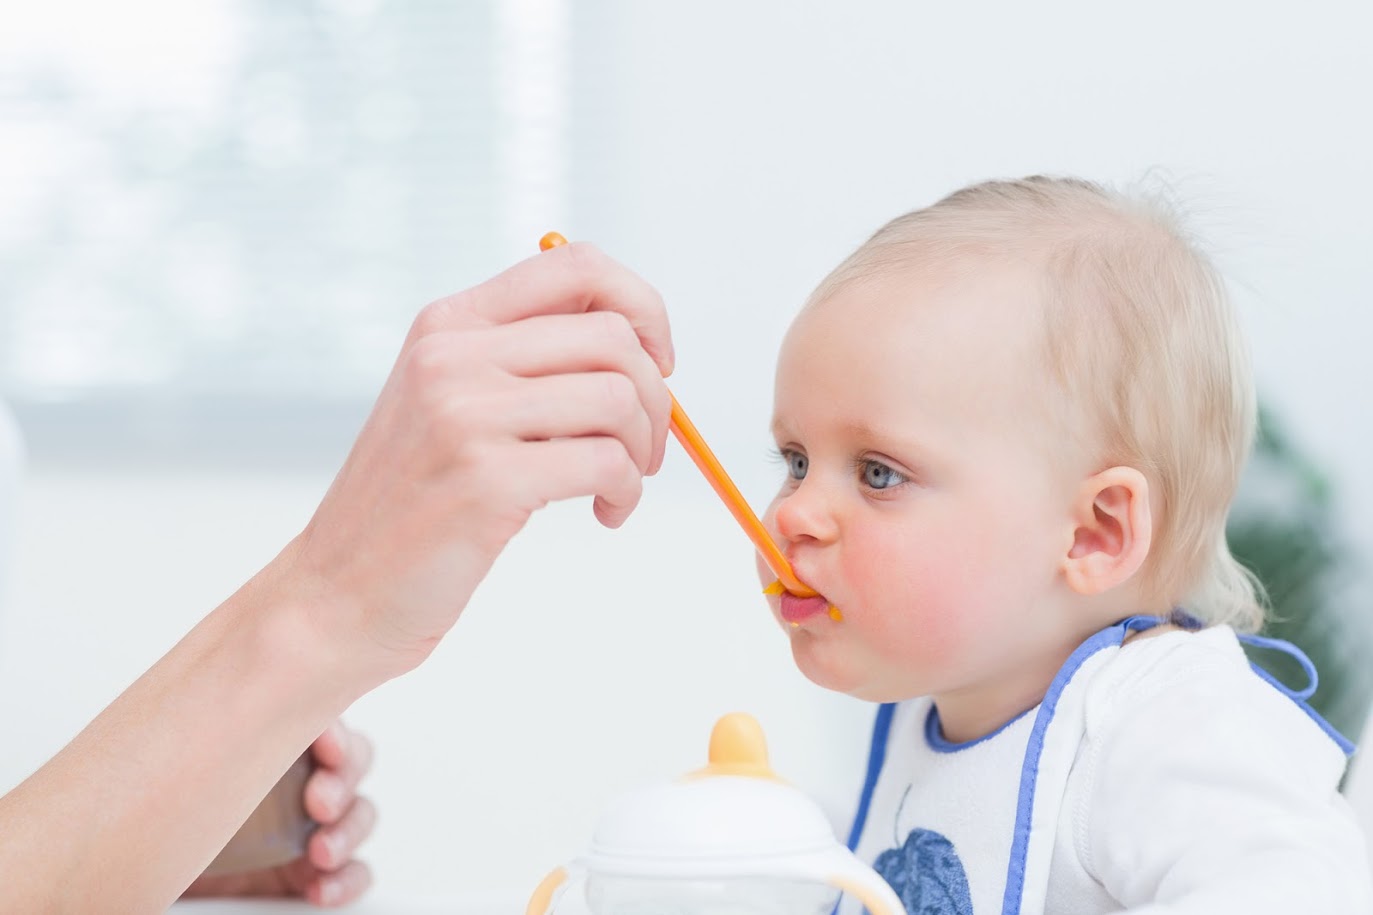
[840,618,1160,915]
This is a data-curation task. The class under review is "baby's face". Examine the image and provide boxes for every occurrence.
[760,262,1090,703]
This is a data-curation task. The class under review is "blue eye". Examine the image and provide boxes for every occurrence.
[784,450,809,480]
[861,460,906,490]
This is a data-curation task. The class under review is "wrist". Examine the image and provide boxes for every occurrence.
[247,533,419,700]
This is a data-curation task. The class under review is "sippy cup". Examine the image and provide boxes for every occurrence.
[526,713,904,915]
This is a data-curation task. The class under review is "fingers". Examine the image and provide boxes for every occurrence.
[303,725,377,908]
[483,312,672,474]
[402,322,669,480]
[307,796,378,872]
[479,373,653,475]
[494,438,645,529]
[304,859,373,908]
[307,721,349,770]
[412,242,675,378]
[306,727,374,824]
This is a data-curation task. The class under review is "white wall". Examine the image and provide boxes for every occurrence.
[2,0,1372,906]
[566,0,1373,556]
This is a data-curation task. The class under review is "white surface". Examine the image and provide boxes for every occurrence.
[170,903,496,915]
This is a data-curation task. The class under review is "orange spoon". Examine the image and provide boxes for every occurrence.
[539,231,817,598]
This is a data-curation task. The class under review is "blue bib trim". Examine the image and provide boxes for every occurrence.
[925,703,1034,754]
[846,701,896,854]
[1237,631,1355,756]
[1000,614,1163,915]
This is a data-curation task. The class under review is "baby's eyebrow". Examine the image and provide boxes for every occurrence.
[771,415,931,456]
[837,418,916,445]
[769,416,792,439]
[837,419,885,438]
[840,420,942,468]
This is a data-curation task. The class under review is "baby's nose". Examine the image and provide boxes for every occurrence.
[773,483,839,544]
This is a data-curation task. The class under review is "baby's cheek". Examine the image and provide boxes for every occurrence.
[841,531,983,671]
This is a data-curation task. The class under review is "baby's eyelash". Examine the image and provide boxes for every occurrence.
[766,446,787,465]
[850,457,883,476]
[850,456,912,491]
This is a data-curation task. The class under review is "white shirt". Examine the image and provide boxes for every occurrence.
[842,623,1373,915]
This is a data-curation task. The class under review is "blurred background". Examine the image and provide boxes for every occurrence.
[0,0,1370,906]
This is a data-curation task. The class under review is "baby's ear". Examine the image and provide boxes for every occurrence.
[1061,466,1153,596]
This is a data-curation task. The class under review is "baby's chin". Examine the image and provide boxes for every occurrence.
[789,632,924,702]
[788,630,872,697]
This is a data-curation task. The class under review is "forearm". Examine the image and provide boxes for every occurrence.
[0,547,372,912]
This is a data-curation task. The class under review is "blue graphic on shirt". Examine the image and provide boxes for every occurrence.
[872,828,973,915]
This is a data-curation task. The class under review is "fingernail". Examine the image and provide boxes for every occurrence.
[320,879,340,906]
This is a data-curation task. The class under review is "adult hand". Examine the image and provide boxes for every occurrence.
[181,721,376,907]
[285,241,675,683]
[0,243,673,914]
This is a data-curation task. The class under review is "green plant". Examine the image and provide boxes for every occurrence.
[1227,405,1371,743]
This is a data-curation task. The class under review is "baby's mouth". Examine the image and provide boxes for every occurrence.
[780,592,830,624]
[765,580,844,625]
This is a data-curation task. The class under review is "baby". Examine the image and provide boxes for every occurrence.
[756,176,1372,913]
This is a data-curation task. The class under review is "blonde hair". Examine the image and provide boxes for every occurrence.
[810,176,1263,632]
